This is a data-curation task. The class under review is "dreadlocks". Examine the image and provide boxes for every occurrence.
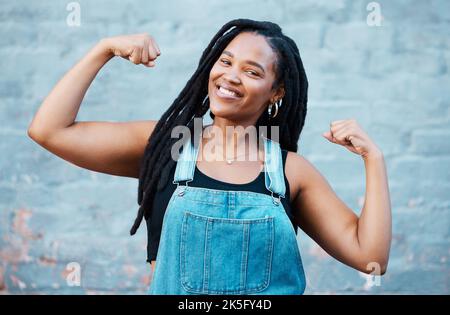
[130,18,309,235]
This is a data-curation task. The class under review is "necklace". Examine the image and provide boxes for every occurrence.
[214,147,253,164]
[207,144,263,165]
[202,126,261,165]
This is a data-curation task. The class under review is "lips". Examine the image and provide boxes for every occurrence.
[215,83,243,100]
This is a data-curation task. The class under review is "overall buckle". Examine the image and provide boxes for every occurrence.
[173,179,193,196]
[271,191,282,205]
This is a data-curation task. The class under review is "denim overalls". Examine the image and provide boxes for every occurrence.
[148,133,306,295]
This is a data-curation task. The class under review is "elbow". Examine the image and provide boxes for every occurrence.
[380,257,388,275]
[27,126,36,139]
[27,126,37,140]
[373,260,388,276]
[27,126,48,146]
[27,126,41,142]
[354,239,391,276]
[357,257,389,276]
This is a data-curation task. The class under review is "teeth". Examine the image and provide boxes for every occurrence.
[219,86,238,97]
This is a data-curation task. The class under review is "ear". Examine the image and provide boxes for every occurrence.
[270,84,285,103]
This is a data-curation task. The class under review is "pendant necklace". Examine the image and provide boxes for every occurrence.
[202,127,260,165]
[213,146,261,165]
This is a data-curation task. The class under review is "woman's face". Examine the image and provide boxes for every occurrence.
[208,32,284,123]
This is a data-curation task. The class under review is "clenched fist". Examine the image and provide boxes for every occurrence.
[101,33,161,67]
[322,119,383,160]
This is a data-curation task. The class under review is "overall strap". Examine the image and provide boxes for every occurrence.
[173,131,287,201]
[263,136,286,200]
[173,134,201,185]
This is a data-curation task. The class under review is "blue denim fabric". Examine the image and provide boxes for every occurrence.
[148,134,306,295]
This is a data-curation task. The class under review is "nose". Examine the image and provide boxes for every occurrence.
[222,68,241,85]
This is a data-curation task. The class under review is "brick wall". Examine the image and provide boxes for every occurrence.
[0,0,448,294]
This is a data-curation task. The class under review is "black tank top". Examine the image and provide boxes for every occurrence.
[145,149,297,263]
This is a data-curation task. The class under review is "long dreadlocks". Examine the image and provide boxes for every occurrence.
[130,18,309,235]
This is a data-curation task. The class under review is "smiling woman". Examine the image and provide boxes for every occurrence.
[208,33,284,121]
[28,18,391,295]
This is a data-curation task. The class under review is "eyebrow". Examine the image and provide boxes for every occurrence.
[222,50,266,74]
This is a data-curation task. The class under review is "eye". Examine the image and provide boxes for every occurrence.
[246,70,259,76]
[220,59,231,65]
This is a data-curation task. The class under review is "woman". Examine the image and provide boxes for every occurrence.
[28,19,391,294]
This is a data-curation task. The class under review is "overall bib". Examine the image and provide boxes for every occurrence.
[148,133,306,295]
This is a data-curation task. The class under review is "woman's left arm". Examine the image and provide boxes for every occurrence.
[292,119,391,275]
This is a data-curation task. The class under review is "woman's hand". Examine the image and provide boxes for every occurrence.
[322,119,382,160]
[100,33,161,67]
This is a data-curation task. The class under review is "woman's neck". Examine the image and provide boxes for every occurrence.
[201,119,263,163]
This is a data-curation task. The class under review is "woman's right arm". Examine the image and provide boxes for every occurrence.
[27,34,161,179]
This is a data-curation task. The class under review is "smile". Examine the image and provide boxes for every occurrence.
[215,85,243,100]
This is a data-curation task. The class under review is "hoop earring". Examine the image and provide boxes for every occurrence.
[268,101,279,119]
[202,95,209,108]
[277,98,283,109]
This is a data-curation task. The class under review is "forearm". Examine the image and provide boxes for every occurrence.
[357,150,392,271]
[28,40,113,139]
